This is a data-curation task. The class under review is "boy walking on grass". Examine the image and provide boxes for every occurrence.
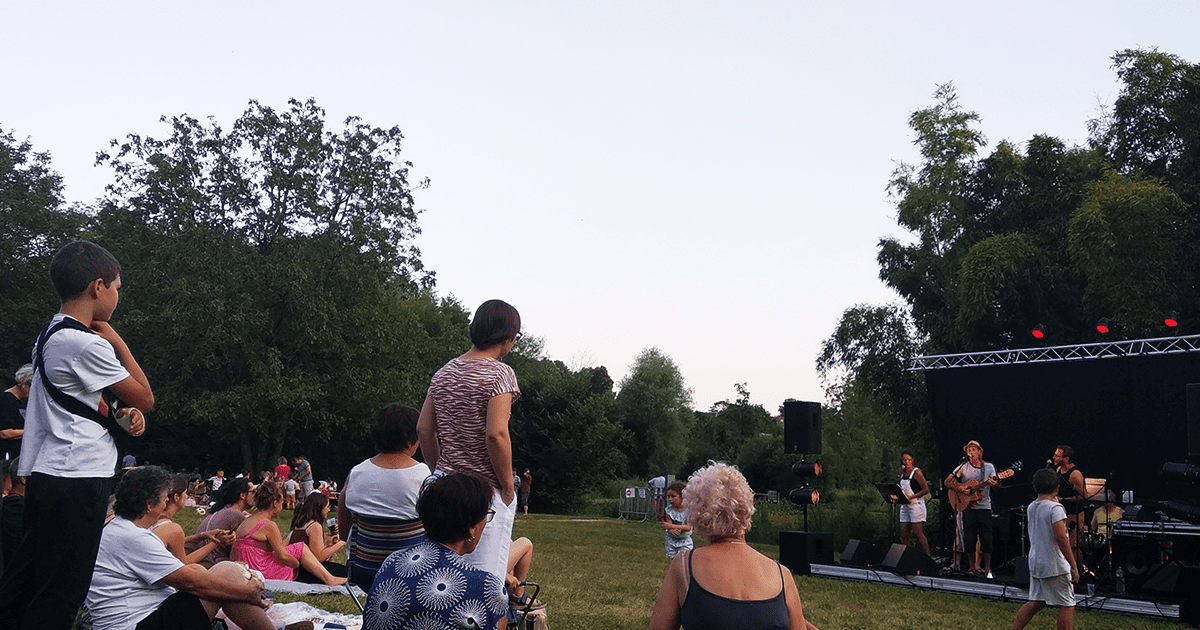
[1012,468,1079,630]
[0,240,154,630]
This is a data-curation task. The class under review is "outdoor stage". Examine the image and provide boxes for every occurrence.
[809,562,1183,622]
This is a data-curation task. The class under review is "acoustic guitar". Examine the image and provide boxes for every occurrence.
[947,460,1022,512]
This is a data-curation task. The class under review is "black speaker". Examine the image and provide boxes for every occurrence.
[881,544,941,575]
[1188,383,1200,458]
[1012,555,1030,586]
[783,400,822,455]
[779,531,834,576]
[840,539,882,567]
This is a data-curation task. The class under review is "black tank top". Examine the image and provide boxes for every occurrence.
[678,550,789,630]
[1058,464,1082,515]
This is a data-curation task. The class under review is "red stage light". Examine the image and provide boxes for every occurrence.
[1165,311,1180,328]
[1031,324,1045,339]
[1096,318,1111,334]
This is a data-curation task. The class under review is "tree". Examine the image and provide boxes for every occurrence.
[504,341,625,513]
[686,383,776,475]
[0,126,85,371]
[614,348,694,478]
[89,99,456,474]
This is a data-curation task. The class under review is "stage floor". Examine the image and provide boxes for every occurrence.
[810,563,1181,622]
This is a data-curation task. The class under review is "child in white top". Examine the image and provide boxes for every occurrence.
[1012,468,1080,630]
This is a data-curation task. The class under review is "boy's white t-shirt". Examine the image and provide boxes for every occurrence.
[20,313,131,477]
[1027,498,1071,578]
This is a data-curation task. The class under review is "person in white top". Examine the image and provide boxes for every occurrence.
[86,466,274,630]
[0,240,154,630]
[338,403,431,587]
[1012,468,1080,630]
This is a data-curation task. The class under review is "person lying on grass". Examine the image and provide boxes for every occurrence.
[648,462,819,630]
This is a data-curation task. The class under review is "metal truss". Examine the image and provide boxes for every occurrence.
[910,334,1200,371]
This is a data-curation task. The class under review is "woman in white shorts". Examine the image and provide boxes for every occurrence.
[899,450,931,555]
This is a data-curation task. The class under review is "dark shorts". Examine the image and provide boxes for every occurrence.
[136,591,211,630]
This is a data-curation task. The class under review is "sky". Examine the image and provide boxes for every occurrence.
[5,2,1199,413]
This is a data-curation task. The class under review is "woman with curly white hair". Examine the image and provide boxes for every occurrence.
[648,462,819,630]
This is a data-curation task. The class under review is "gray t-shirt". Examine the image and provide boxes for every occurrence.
[1027,499,1071,578]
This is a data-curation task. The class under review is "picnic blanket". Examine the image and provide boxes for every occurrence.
[220,600,363,630]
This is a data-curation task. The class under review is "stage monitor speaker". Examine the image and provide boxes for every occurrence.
[840,539,882,567]
[1012,555,1030,586]
[783,401,822,455]
[1188,383,1200,458]
[779,531,834,576]
[881,544,940,576]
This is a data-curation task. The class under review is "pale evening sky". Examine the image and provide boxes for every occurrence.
[4,2,1198,412]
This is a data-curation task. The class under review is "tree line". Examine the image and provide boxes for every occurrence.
[6,48,1195,513]
[1,98,796,513]
[820,48,1200,486]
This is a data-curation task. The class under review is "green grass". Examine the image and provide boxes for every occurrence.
[172,509,1185,629]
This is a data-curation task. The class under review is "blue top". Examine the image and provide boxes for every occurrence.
[364,541,506,630]
[678,551,789,630]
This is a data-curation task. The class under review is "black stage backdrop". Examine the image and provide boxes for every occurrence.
[926,351,1200,509]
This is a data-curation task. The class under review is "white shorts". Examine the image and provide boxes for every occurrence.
[900,499,927,523]
[460,487,517,594]
[1028,573,1075,607]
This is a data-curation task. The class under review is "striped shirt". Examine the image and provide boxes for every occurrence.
[427,357,520,489]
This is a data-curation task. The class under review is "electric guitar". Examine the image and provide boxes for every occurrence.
[947,460,1022,512]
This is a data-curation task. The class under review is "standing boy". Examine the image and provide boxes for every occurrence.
[1012,468,1079,630]
[0,240,154,630]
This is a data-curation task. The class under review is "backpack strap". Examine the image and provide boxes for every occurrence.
[33,318,130,441]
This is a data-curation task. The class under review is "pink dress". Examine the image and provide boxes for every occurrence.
[232,518,305,580]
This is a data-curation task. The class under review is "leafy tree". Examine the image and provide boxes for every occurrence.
[686,383,776,475]
[1091,49,1200,210]
[89,99,458,474]
[0,126,85,371]
[614,348,694,478]
[505,341,625,513]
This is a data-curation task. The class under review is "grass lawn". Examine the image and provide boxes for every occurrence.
[173,509,1186,629]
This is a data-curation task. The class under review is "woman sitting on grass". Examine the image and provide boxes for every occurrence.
[152,473,236,564]
[337,403,430,588]
[232,481,346,586]
[648,462,819,630]
[288,491,347,583]
[363,471,507,630]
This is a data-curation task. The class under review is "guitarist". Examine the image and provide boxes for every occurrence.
[945,440,1000,578]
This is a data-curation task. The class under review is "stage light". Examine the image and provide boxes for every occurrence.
[791,461,823,478]
[788,488,820,505]
[1165,311,1179,328]
[1162,461,1200,480]
[1031,324,1046,339]
[1096,318,1111,334]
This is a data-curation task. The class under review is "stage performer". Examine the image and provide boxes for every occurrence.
[945,440,999,578]
[898,451,930,555]
[1051,445,1087,567]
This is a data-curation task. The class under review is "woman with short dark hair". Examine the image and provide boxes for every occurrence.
[363,472,507,630]
[418,299,523,586]
[337,403,430,587]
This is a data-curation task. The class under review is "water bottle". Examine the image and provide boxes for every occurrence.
[1116,567,1125,594]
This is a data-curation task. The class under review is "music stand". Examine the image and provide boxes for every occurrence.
[876,483,909,545]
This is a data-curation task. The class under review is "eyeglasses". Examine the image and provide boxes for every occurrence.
[487,509,496,522]
[515,332,525,342]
